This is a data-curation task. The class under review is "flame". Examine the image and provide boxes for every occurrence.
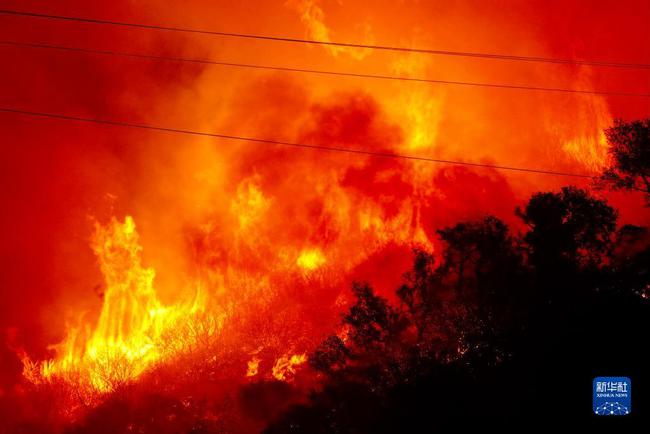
[287,0,373,59]
[231,176,271,229]
[246,356,261,377]
[391,54,443,153]
[272,353,307,381]
[34,217,211,392]
[297,248,326,271]
[559,90,612,171]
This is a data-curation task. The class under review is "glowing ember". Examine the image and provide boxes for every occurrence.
[246,356,261,377]
[272,353,308,381]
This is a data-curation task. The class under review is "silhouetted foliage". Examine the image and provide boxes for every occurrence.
[265,187,650,432]
[599,118,650,203]
[437,216,530,364]
[310,335,349,375]
[608,224,650,299]
[517,186,617,271]
[344,282,405,350]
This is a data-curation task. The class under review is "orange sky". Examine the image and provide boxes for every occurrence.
[1,0,649,378]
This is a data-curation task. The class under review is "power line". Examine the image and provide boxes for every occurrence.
[3,40,649,98]
[1,8,649,70]
[0,106,595,179]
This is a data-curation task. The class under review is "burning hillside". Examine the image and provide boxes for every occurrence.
[1,0,649,432]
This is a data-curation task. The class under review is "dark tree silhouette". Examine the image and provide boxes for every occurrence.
[435,216,529,363]
[517,186,617,273]
[311,282,411,391]
[395,249,445,348]
[599,118,650,202]
[265,187,650,433]
[344,282,405,351]
[310,335,350,375]
[608,225,650,299]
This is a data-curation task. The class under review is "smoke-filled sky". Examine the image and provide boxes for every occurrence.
[1,0,649,387]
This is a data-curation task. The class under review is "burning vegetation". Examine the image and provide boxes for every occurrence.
[1,1,649,432]
[5,119,650,431]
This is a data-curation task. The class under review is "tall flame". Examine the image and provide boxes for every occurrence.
[36,217,208,392]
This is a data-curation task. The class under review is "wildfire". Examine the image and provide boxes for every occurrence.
[296,248,326,271]
[31,216,211,392]
[246,357,261,377]
[272,353,308,381]
[7,2,635,428]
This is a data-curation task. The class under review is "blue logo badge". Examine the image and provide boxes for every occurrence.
[593,377,631,415]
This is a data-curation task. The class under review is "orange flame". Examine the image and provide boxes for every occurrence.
[33,217,213,392]
[246,356,261,377]
[272,353,308,381]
